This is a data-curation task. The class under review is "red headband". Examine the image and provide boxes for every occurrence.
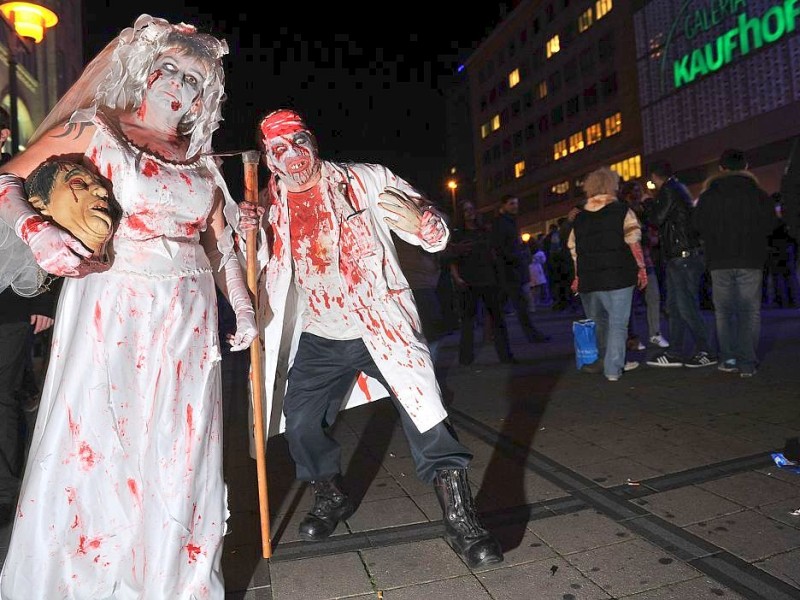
[259,109,307,139]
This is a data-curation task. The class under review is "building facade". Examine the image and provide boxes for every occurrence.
[634,0,800,196]
[0,0,83,151]
[463,0,643,237]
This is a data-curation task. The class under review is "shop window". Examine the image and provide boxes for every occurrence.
[553,139,568,160]
[546,35,560,58]
[610,155,641,181]
[568,131,585,153]
[586,122,602,145]
[596,0,612,20]
[537,80,548,99]
[552,180,570,194]
[604,112,622,136]
[578,7,593,32]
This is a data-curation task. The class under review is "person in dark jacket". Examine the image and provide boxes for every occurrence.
[645,160,717,369]
[449,200,514,365]
[568,167,647,381]
[693,148,777,377]
[490,195,550,343]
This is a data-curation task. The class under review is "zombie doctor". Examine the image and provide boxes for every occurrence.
[240,109,503,568]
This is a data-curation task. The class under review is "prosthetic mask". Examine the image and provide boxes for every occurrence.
[259,109,322,191]
[25,159,120,258]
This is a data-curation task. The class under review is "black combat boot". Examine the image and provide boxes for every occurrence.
[433,468,504,568]
[298,475,356,541]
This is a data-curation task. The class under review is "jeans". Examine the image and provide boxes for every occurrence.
[283,333,472,484]
[581,286,634,378]
[710,269,762,373]
[665,253,712,358]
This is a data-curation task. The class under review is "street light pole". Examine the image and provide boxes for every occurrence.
[447,179,458,219]
[1,2,59,155]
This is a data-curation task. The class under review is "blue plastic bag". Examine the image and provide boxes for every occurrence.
[573,319,598,370]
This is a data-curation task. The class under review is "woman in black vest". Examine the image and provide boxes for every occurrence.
[568,167,648,381]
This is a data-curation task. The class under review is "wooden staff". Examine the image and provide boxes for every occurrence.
[242,149,272,558]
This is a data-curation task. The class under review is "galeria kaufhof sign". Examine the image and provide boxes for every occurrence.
[668,0,800,89]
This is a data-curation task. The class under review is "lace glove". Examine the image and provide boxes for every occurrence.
[209,247,257,352]
[0,173,103,277]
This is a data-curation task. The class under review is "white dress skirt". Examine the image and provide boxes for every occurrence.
[0,114,231,600]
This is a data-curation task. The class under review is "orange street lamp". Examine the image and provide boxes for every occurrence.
[0,1,58,154]
[521,232,531,243]
[447,179,458,217]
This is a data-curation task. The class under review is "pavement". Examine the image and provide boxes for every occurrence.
[3,304,800,599]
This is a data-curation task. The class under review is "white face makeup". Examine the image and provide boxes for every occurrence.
[264,130,322,192]
[144,49,207,121]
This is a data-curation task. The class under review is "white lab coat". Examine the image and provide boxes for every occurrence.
[251,161,450,445]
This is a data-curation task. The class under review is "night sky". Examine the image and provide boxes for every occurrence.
[83,2,512,201]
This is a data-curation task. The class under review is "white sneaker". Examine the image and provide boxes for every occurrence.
[649,334,670,348]
[623,361,640,372]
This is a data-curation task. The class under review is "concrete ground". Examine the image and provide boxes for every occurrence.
[4,304,800,599]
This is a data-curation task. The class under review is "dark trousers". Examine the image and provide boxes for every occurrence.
[458,285,512,363]
[665,253,712,358]
[0,322,30,505]
[501,280,544,342]
[283,333,472,484]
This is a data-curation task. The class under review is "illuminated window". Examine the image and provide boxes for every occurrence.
[610,155,642,181]
[515,161,526,178]
[546,35,560,58]
[586,122,603,145]
[481,122,492,139]
[509,68,520,89]
[537,80,548,99]
[568,132,585,153]
[552,181,570,194]
[553,139,568,160]
[596,0,612,20]
[578,8,593,32]
[604,112,622,137]
[491,114,501,131]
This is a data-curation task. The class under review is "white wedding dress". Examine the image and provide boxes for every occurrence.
[0,113,231,599]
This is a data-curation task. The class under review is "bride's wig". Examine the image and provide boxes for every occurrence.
[31,14,229,158]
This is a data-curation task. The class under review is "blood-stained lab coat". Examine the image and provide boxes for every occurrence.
[251,161,450,445]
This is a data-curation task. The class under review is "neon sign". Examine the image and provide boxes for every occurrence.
[673,0,800,88]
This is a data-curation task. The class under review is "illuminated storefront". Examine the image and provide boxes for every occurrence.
[635,0,800,194]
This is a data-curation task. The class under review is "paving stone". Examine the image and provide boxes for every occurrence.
[754,495,800,528]
[613,576,748,599]
[574,457,662,488]
[380,576,494,599]
[346,496,428,533]
[222,543,271,592]
[471,523,556,571]
[634,485,744,526]
[698,472,799,508]
[269,552,374,600]
[362,538,469,589]
[754,547,800,589]
[528,509,634,555]
[477,556,612,599]
[565,538,699,597]
[686,509,800,562]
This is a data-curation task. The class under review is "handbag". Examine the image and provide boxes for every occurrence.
[572,319,598,369]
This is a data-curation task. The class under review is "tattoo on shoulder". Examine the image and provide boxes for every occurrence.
[52,122,90,140]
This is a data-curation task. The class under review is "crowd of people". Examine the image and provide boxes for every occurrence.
[0,10,798,598]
